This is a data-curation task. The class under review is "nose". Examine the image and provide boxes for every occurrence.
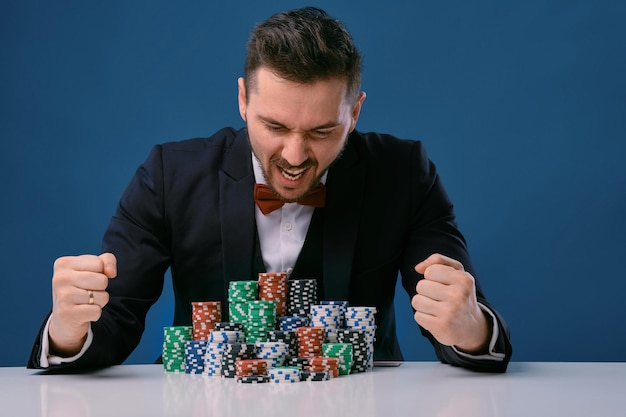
[281,134,309,167]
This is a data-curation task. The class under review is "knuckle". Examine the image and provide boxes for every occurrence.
[53,256,72,270]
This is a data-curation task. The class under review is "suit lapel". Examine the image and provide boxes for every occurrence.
[219,129,256,291]
[322,134,365,300]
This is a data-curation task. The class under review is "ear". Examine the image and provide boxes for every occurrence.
[349,91,367,132]
[237,77,247,122]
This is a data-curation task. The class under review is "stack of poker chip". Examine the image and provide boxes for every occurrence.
[258,272,288,317]
[337,330,369,373]
[306,356,339,378]
[221,343,258,378]
[228,280,258,324]
[322,343,354,375]
[278,316,309,332]
[267,330,299,358]
[287,279,317,317]
[296,326,326,358]
[319,300,349,327]
[345,306,377,370]
[268,366,301,383]
[284,356,310,370]
[191,301,222,340]
[184,340,207,374]
[214,322,245,333]
[203,341,226,377]
[209,329,245,344]
[310,304,343,342]
[162,326,193,373]
[300,370,330,381]
[255,341,289,368]
[235,359,270,383]
[245,300,277,343]
[203,326,246,377]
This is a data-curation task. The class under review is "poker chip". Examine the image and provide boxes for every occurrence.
[307,356,340,378]
[287,279,317,317]
[162,326,193,373]
[184,340,207,374]
[300,370,330,381]
[228,281,258,324]
[203,342,226,377]
[319,301,349,327]
[237,375,271,384]
[221,343,258,378]
[191,301,222,341]
[228,302,249,324]
[278,316,309,332]
[246,300,277,343]
[322,343,354,375]
[296,326,326,358]
[228,280,259,302]
[209,330,245,344]
[268,366,301,383]
[310,304,343,342]
[344,306,377,370]
[258,272,288,317]
[337,330,369,373]
[285,356,311,370]
[162,279,378,383]
[214,322,245,332]
[267,330,299,358]
[255,341,289,367]
[235,359,268,377]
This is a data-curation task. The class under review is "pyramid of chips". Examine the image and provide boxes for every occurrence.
[165,272,378,383]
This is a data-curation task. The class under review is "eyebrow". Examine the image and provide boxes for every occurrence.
[257,115,341,131]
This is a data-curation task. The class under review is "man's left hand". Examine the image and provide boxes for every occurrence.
[412,254,490,353]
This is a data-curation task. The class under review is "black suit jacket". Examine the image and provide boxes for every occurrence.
[29,127,512,372]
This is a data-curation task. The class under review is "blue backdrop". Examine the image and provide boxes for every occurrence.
[1,0,625,367]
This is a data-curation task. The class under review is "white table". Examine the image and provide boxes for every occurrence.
[0,362,624,417]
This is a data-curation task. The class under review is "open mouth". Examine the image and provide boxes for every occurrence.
[279,166,308,181]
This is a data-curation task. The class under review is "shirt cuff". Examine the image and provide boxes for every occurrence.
[39,314,93,368]
[451,303,506,361]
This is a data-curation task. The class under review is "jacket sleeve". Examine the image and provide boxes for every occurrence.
[27,145,171,371]
[399,140,513,373]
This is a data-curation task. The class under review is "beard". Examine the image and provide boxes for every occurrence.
[249,133,348,203]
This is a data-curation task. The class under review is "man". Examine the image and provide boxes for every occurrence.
[29,7,512,372]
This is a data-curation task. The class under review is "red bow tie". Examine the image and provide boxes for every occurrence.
[254,183,326,215]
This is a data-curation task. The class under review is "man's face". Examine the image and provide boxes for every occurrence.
[238,67,365,202]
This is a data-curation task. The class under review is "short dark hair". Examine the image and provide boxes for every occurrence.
[244,7,363,103]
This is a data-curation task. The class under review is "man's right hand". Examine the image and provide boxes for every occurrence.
[48,253,117,356]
